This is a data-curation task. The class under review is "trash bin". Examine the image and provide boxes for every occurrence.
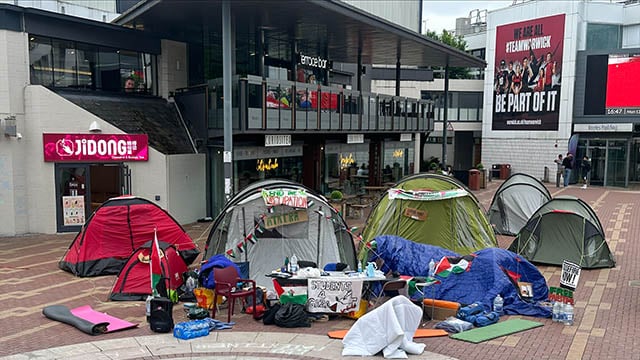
[479,169,487,189]
[468,169,481,191]
[491,164,501,180]
[499,164,511,179]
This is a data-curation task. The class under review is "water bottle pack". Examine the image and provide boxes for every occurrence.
[173,319,210,340]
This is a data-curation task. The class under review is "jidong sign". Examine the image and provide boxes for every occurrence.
[261,188,308,208]
[43,133,149,162]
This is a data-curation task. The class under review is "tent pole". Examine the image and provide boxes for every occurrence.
[242,207,247,263]
[317,206,322,267]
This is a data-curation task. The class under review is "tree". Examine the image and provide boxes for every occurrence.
[424,30,471,79]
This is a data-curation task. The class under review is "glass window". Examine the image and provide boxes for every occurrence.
[586,23,621,50]
[52,39,77,87]
[76,43,98,89]
[119,50,143,92]
[29,36,53,86]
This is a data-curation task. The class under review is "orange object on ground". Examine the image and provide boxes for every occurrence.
[327,328,448,339]
[422,298,460,310]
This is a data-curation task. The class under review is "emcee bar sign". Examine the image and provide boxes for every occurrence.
[43,133,149,162]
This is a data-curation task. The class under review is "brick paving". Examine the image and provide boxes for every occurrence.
[1,179,639,359]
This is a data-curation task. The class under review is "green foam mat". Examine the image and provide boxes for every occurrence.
[450,318,544,344]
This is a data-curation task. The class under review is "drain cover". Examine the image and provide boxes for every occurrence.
[629,280,640,288]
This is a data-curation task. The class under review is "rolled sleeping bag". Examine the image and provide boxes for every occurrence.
[43,305,109,335]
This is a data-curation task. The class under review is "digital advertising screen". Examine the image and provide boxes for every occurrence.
[605,54,640,115]
[492,14,566,131]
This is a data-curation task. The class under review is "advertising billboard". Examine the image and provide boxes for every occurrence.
[43,133,149,162]
[493,14,565,130]
[605,54,640,115]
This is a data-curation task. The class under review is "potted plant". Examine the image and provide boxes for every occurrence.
[329,190,344,202]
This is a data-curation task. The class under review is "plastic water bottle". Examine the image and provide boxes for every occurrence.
[493,294,504,315]
[428,259,436,277]
[173,320,210,340]
[145,295,153,321]
[564,303,574,326]
[552,301,561,322]
[357,261,363,273]
[290,254,299,274]
[558,302,567,324]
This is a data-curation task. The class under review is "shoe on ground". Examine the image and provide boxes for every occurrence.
[581,185,587,189]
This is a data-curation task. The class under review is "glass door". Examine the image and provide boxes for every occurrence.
[588,140,606,186]
[606,140,628,187]
[630,140,640,183]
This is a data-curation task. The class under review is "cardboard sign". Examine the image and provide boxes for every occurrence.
[549,286,574,305]
[307,278,363,314]
[403,207,427,221]
[264,210,308,229]
[518,282,533,298]
[560,260,581,291]
[261,188,308,208]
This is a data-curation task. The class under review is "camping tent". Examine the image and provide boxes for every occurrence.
[361,173,497,254]
[203,179,357,289]
[367,235,551,317]
[487,173,552,235]
[508,195,615,269]
[110,241,188,301]
[59,196,199,277]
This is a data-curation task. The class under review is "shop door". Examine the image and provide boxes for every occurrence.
[55,164,91,233]
[630,140,640,183]
[589,142,606,186]
[606,140,628,187]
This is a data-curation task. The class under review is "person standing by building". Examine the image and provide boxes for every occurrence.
[581,156,591,189]
[562,153,573,187]
[554,154,564,187]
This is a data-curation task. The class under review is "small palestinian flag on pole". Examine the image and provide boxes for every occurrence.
[226,248,236,258]
[246,233,256,245]
[150,228,162,297]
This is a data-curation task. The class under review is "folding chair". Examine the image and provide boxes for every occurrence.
[368,279,407,309]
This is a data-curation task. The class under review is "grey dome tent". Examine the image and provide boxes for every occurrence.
[203,179,357,289]
[487,173,551,236]
[508,196,615,269]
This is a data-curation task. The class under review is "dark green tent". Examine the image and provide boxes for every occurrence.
[361,173,497,254]
[508,195,615,269]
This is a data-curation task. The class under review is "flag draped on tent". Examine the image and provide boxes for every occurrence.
[434,255,475,278]
[150,229,162,297]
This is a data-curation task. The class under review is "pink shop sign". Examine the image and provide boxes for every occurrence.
[43,133,149,162]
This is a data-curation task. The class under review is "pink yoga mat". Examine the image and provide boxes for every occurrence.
[71,305,138,333]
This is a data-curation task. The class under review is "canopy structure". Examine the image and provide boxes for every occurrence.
[508,196,615,269]
[203,179,357,289]
[488,173,552,236]
[361,173,497,255]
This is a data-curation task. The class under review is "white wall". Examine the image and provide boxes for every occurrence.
[342,0,421,33]
[371,79,483,98]
[166,154,206,224]
[0,30,29,236]
[0,0,119,22]
[158,39,188,99]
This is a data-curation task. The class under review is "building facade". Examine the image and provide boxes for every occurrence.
[475,0,640,186]
[0,1,483,236]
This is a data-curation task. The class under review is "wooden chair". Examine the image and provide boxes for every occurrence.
[211,266,258,322]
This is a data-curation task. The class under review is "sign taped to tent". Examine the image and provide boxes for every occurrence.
[264,210,309,229]
[307,278,363,313]
[403,207,427,221]
[262,188,308,208]
[560,260,581,291]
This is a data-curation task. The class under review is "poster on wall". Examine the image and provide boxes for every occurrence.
[63,196,85,225]
[492,14,565,130]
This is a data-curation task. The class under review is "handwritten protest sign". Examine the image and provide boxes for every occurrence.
[307,278,363,314]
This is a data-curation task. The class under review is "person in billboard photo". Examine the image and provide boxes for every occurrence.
[551,61,561,89]
[521,57,534,91]
[534,67,546,92]
[495,59,510,94]
[510,63,523,95]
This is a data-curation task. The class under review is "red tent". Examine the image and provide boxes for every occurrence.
[110,241,188,301]
[59,196,198,277]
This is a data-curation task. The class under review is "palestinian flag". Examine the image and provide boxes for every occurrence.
[434,255,475,278]
[150,229,163,297]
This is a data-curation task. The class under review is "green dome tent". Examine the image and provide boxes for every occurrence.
[361,173,497,255]
[508,196,615,269]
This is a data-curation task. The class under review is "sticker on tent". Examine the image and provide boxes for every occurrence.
[264,210,309,229]
[403,208,427,221]
[262,188,308,208]
[560,260,581,291]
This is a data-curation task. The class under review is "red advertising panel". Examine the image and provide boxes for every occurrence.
[606,54,640,114]
[43,133,149,162]
[493,14,565,130]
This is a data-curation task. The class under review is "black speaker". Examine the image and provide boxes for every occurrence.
[149,297,174,333]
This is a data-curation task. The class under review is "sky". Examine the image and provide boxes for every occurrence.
[422,1,513,33]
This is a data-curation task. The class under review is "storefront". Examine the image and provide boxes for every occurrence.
[43,133,147,232]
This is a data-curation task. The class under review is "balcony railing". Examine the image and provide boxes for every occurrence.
[175,75,435,136]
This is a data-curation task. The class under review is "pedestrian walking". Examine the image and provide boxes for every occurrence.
[581,155,591,189]
[562,153,573,187]
[554,154,563,187]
